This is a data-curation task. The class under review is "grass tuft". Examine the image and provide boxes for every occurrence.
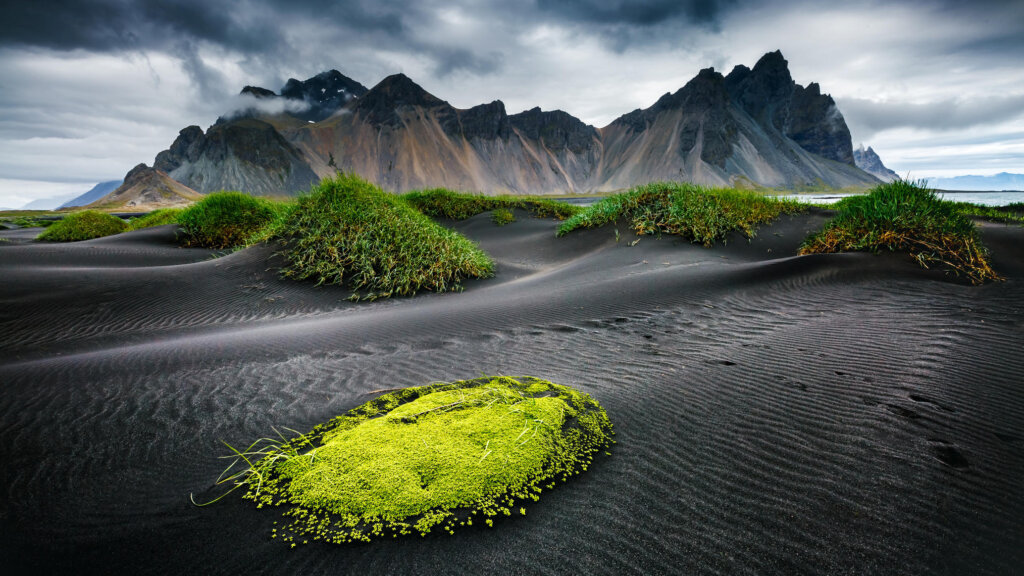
[279,175,494,300]
[196,375,614,544]
[557,182,805,245]
[800,180,1000,283]
[491,208,516,226]
[402,188,581,221]
[37,210,126,242]
[125,208,185,231]
[177,192,287,248]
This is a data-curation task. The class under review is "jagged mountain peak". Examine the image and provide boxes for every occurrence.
[353,73,452,127]
[367,73,444,105]
[278,70,369,121]
[240,85,276,99]
[854,144,899,182]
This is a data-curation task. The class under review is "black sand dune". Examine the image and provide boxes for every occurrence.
[1,211,1022,575]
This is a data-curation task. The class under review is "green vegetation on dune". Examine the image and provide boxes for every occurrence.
[280,175,494,300]
[947,201,1024,224]
[402,188,581,221]
[36,210,126,242]
[197,376,613,544]
[177,192,289,248]
[800,180,1000,283]
[557,182,805,245]
[125,208,185,231]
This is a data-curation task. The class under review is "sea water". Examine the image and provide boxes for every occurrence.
[775,191,1024,206]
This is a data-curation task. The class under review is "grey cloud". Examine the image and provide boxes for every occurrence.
[840,95,1024,139]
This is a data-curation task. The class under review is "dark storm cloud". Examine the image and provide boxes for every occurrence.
[536,0,734,26]
[0,0,748,82]
[0,0,405,53]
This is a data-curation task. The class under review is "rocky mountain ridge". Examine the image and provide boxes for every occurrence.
[853,145,899,182]
[149,51,880,197]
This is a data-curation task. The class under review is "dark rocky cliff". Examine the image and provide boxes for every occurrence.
[725,51,855,165]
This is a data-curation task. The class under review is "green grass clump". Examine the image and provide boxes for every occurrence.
[800,180,1000,283]
[946,201,1024,224]
[177,192,286,248]
[125,208,185,231]
[7,216,56,228]
[491,208,516,226]
[557,182,804,245]
[36,210,126,242]
[280,175,494,300]
[196,376,614,544]
[402,188,581,221]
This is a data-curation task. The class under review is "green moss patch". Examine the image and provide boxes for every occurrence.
[557,182,804,246]
[201,376,613,544]
[800,180,1000,284]
[402,188,581,221]
[36,210,126,242]
[280,175,494,300]
[177,192,286,248]
[125,208,185,231]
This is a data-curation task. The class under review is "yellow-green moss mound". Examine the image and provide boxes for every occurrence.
[205,376,613,544]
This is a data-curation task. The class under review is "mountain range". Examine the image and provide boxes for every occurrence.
[926,172,1024,191]
[137,50,879,200]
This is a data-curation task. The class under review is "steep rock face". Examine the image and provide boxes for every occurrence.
[599,68,739,189]
[854,145,899,182]
[456,101,512,141]
[86,164,202,210]
[726,51,855,165]
[597,62,874,190]
[158,120,319,195]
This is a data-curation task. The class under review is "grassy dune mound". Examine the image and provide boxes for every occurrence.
[126,208,185,231]
[403,188,581,221]
[800,180,1000,284]
[557,182,804,245]
[177,192,286,248]
[202,376,614,544]
[281,175,494,300]
[37,210,126,242]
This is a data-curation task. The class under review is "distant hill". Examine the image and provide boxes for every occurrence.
[148,50,880,196]
[58,180,123,208]
[85,164,201,210]
[853,145,898,182]
[928,173,1024,191]
[20,193,79,210]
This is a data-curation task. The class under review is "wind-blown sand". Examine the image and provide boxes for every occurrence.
[1,211,1022,575]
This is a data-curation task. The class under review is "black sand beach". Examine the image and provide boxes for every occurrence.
[1,210,1022,574]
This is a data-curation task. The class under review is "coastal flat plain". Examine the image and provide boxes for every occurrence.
[1,209,1022,575]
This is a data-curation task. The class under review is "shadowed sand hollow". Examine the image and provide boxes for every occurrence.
[1,212,1022,574]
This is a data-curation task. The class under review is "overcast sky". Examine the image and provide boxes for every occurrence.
[2,0,1023,207]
